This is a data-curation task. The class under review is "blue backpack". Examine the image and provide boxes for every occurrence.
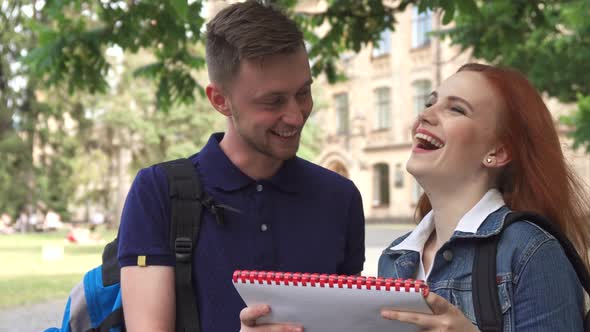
[44,158,228,332]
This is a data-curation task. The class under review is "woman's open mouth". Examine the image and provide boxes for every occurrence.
[414,132,444,151]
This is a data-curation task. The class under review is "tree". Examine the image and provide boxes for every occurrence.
[27,0,590,150]
[438,0,590,151]
[25,0,481,110]
[0,0,80,219]
[17,0,590,221]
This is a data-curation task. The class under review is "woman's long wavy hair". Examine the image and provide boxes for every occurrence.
[415,63,590,269]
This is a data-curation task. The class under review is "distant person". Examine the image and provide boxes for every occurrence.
[117,1,365,331]
[16,211,28,233]
[66,223,102,244]
[43,210,64,231]
[89,210,105,231]
[0,213,14,234]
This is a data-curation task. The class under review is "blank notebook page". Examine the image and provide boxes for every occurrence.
[233,270,432,332]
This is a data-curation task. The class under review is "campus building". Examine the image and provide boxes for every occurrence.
[311,6,590,223]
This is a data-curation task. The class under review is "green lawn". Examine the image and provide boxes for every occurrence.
[0,227,117,308]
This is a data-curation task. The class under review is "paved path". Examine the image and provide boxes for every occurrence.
[0,298,65,332]
[0,224,414,331]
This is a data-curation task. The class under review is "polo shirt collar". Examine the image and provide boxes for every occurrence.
[196,133,302,193]
[390,188,506,252]
[265,157,302,193]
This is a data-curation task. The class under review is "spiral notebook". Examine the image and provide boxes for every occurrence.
[233,270,431,332]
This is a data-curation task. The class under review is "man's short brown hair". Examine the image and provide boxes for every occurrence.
[205,0,305,89]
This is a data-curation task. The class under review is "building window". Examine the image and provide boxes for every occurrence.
[412,7,432,48]
[372,29,392,57]
[374,87,391,130]
[394,163,404,188]
[373,163,390,206]
[334,93,349,135]
[412,179,423,205]
[413,80,432,117]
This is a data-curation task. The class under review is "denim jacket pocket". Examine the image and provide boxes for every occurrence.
[450,280,512,327]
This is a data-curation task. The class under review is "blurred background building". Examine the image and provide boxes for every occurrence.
[310,5,590,223]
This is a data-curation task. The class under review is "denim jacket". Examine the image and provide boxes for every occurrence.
[378,206,584,331]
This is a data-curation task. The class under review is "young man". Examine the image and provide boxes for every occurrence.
[117,1,365,331]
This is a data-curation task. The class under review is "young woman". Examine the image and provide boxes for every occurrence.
[239,64,590,331]
[378,63,589,331]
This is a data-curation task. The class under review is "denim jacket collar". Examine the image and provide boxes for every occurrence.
[390,189,506,254]
[452,205,511,239]
[381,206,512,278]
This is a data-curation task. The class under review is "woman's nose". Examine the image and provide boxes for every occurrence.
[418,107,437,125]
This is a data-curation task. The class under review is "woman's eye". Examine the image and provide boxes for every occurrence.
[451,107,465,114]
[424,102,433,108]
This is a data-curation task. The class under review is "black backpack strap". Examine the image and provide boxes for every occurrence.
[159,158,203,332]
[101,237,120,287]
[472,232,502,332]
[473,211,590,332]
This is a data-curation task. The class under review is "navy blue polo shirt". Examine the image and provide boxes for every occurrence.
[118,133,365,332]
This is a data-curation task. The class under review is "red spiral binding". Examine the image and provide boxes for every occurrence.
[232,270,429,297]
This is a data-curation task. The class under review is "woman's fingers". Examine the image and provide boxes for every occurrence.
[381,308,439,329]
[381,292,479,332]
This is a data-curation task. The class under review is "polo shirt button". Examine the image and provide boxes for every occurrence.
[256,184,263,192]
[442,249,453,262]
[260,224,269,232]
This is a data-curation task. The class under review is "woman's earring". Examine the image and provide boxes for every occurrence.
[486,157,493,164]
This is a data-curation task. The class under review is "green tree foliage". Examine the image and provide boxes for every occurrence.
[26,0,480,110]
[12,0,590,222]
[441,0,590,151]
[0,0,79,219]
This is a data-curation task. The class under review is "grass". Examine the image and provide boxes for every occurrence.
[0,226,117,309]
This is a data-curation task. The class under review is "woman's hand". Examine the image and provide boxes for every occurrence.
[380,292,480,332]
[239,304,303,332]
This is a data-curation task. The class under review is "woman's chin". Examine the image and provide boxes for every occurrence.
[406,161,429,178]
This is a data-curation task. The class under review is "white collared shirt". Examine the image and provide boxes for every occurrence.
[390,189,506,281]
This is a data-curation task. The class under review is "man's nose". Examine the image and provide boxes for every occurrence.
[282,98,305,127]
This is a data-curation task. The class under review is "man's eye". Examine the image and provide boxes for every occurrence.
[264,98,285,106]
[297,89,311,97]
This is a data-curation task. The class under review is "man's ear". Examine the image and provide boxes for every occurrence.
[206,83,231,116]
[484,144,511,168]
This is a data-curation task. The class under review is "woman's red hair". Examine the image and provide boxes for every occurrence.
[415,63,590,268]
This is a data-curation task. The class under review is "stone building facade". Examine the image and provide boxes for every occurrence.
[313,6,590,223]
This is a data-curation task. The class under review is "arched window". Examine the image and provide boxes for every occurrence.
[373,163,390,206]
[328,161,349,178]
